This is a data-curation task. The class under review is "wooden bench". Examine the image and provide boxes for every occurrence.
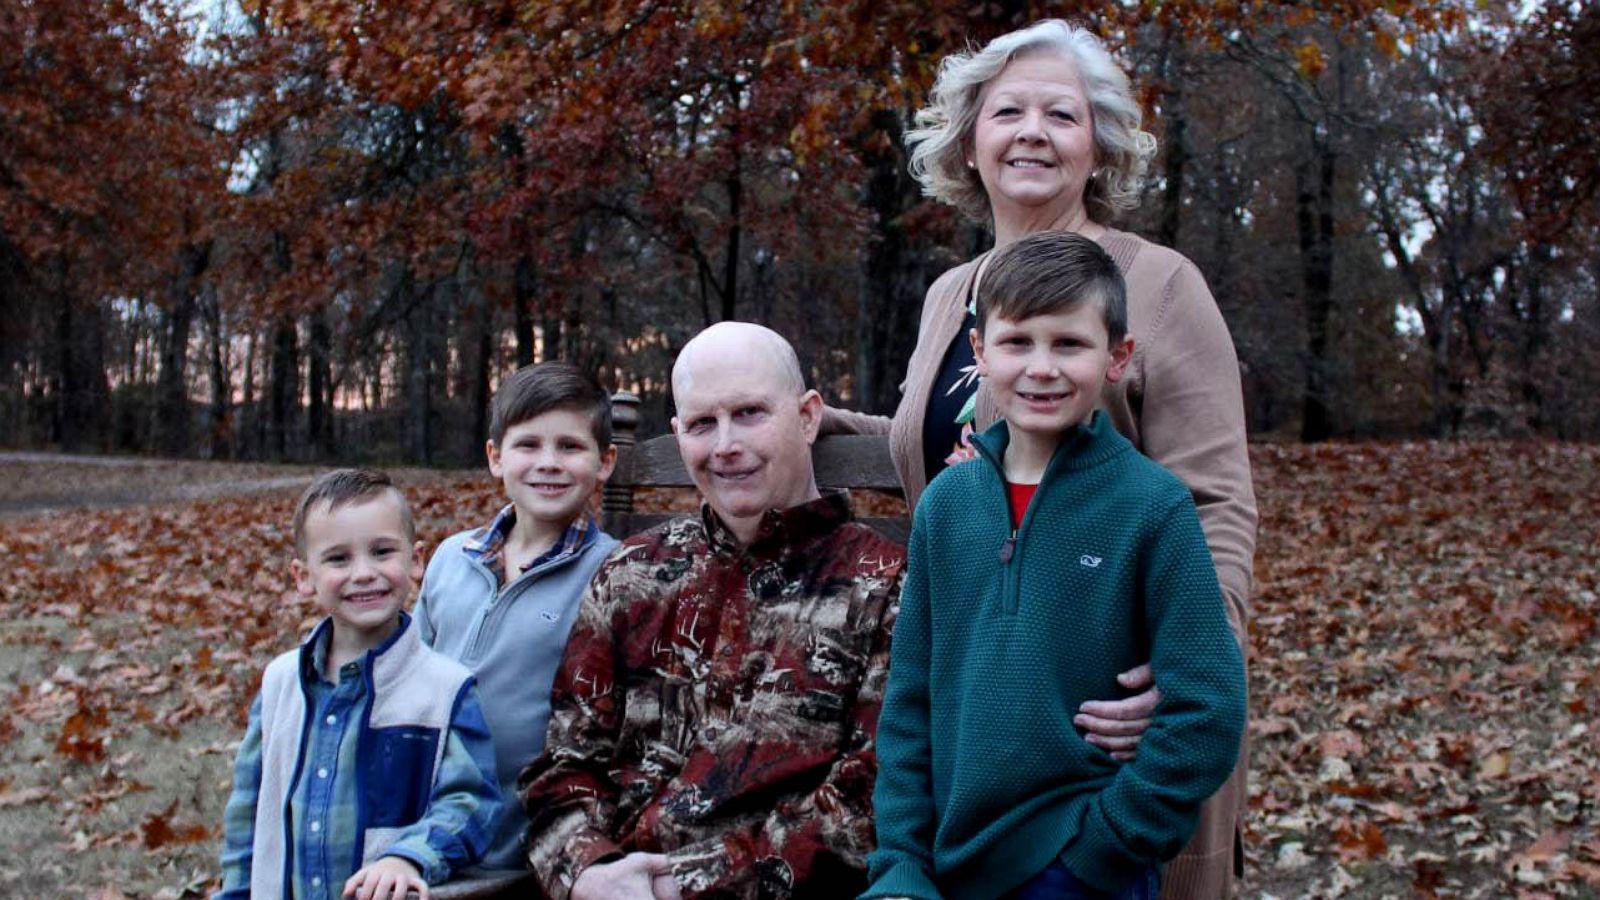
[422,391,905,899]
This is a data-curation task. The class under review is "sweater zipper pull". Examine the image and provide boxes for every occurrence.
[999,530,1016,564]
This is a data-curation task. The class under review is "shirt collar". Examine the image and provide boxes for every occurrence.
[528,514,594,571]
[463,504,519,557]
[301,620,366,685]
[465,504,595,572]
[700,491,854,559]
[299,612,414,684]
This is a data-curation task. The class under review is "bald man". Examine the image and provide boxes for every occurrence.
[520,323,907,900]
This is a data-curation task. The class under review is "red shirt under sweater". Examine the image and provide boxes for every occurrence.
[1007,481,1038,529]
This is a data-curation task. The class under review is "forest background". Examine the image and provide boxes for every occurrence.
[3,3,1600,899]
[3,0,1598,464]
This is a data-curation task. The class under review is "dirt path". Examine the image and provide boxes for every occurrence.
[0,452,458,518]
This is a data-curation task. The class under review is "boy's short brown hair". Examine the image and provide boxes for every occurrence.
[488,361,612,448]
[976,231,1128,344]
[291,468,414,557]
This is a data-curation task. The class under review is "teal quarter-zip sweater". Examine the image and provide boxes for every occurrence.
[863,411,1246,899]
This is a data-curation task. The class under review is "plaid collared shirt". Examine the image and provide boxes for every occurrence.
[463,505,594,589]
[214,625,500,900]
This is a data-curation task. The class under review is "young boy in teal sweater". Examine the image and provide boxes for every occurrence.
[863,233,1247,900]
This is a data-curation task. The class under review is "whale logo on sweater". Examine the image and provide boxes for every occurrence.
[1080,555,1103,568]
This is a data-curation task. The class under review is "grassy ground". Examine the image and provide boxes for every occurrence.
[0,445,1595,899]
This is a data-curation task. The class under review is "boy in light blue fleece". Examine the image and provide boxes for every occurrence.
[415,361,619,872]
[215,469,501,900]
[863,233,1246,900]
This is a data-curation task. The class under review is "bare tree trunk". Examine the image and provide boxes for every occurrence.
[546,225,592,361]
[267,314,299,460]
[562,288,583,364]
[856,108,931,415]
[53,256,109,453]
[125,301,141,397]
[154,242,210,457]
[1371,176,1458,438]
[262,225,295,459]
[514,254,538,367]
[1156,35,1189,249]
[1518,242,1553,432]
[398,270,433,463]
[1295,142,1337,442]
[154,294,196,456]
[540,314,561,363]
[201,287,233,460]
[721,166,742,323]
[306,305,331,458]
[240,330,257,458]
[56,297,107,452]
[466,280,494,452]
[130,300,147,396]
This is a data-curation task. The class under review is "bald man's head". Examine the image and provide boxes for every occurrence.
[669,322,823,545]
[672,321,806,409]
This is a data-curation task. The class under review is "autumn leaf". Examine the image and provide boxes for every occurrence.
[57,698,110,765]
[1374,29,1400,59]
[1318,729,1365,759]
[1516,830,1570,864]
[0,785,51,809]
[1477,751,1510,781]
[1334,821,1388,863]
[1294,40,1326,79]
[141,799,212,850]
[1571,861,1600,887]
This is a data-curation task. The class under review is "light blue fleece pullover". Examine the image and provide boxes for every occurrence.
[416,523,618,870]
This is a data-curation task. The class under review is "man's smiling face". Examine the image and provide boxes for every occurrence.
[671,324,821,545]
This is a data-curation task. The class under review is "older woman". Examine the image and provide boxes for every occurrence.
[828,20,1256,899]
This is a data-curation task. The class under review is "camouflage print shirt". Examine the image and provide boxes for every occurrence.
[520,491,905,900]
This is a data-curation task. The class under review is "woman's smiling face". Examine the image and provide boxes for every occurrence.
[970,51,1097,229]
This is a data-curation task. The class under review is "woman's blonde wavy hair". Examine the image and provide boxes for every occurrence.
[906,20,1157,225]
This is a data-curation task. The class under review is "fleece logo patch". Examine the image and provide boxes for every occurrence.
[1080,555,1103,568]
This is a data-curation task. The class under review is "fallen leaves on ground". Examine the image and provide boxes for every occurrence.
[1246,441,1600,898]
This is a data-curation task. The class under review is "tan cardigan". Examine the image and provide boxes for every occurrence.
[826,227,1256,898]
